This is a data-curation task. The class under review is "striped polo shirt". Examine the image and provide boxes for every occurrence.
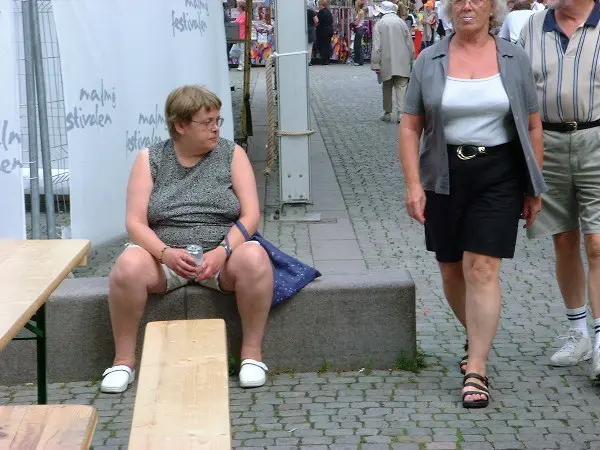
[518,2,600,123]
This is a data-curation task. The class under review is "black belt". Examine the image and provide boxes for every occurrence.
[448,142,512,161]
[542,120,600,133]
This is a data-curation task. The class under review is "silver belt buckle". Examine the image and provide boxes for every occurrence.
[565,121,578,132]
[456,145,486,161]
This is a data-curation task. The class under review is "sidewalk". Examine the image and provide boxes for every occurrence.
[248,69,366,275]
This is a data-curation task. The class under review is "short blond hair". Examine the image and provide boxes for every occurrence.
[165,85,222,140]
[396,2,408,17]
[319,0,328,8]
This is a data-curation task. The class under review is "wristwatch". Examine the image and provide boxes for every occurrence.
[219,240,232,259]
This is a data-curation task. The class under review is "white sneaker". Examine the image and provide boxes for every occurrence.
[550,329,592,367]
[592,348,600,381]
[100,365,135,393]
[239,359,268,388]
[397,112,403,123]
[381,113,392,123]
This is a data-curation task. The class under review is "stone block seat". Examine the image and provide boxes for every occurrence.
[0,270,415,384]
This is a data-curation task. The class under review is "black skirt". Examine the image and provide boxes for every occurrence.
[424,141,527,263]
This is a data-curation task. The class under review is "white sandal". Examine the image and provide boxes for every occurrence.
[239,359,268,388]
[100,365,135,393]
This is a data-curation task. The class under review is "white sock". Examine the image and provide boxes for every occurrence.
[595,318,600,351]
[567,306,589,337]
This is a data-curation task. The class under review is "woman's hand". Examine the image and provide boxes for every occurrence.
[522,195,542,228]
[194,247,228,281]
[162,248,197,279]
[405,184,426,224]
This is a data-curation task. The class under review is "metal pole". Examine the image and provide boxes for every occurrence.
[241,0,253,141]
[30,0,56,239]
[22,0,41,240]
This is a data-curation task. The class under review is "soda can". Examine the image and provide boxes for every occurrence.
[186,244,204,265]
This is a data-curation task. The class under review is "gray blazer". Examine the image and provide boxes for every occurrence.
[403,35,547,196]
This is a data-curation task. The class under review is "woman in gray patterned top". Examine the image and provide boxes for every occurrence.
[100,86,273,393]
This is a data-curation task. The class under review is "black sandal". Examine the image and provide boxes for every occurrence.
[462,372,489,409]
[459,340,468,375]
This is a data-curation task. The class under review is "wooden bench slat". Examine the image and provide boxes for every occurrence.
[0,405,97,449]
[129,319,231,449]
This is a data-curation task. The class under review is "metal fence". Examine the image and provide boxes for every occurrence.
[14,0,69,239]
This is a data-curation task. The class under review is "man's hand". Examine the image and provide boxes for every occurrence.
[194,247,228,281]
[522,195,542,228]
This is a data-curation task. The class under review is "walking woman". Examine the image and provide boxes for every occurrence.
[353,0,366,65]
[315,0,334,65]
[398,0,546,408]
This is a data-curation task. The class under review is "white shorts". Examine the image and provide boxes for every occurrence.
[125,241,260,293]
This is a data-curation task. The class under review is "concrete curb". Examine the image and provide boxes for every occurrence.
[0,270,415,384]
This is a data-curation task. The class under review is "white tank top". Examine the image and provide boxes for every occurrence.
[441,74,518,147]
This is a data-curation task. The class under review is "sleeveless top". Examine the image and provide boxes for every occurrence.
[147,138,240,251]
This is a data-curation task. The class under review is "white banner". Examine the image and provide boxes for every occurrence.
[0,1,26,239]
[52,0,233,244]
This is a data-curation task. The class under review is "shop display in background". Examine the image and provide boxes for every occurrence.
[250,23,275,66]
[226,2,275,67]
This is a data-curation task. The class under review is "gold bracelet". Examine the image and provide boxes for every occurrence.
[158,246,169,264]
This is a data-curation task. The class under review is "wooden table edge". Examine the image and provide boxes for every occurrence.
[0,240,91,351]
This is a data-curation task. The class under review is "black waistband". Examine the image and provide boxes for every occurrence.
[447,142,514,161]
[542,120,600,133]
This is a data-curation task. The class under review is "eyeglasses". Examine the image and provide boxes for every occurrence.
[452,0,487,6]
[191,117,225,129]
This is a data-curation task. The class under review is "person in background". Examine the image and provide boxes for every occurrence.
[399,0,546,408]
[531,0,546,11]
[307,0,318,65]
[404,6,417,31]
[519,0,600,381]
[436,0,454,36]
[100,86,275,394]
[421,1,438,49]
[372,1,414,123]
[498,0,535,43]
[316,0,334,65]
[229,0,248,72]
[507,0,516,10]
[353,0,367,65]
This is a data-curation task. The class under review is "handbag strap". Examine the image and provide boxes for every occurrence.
[235,220,252,241]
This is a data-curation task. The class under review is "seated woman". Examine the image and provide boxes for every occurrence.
[100,85,273,393]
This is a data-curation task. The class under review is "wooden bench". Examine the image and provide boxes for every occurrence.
[0,405,97,449]
[129,319,231,449]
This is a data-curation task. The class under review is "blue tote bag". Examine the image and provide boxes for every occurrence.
[235,221,321,306]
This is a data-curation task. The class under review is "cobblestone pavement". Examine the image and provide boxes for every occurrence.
[4,65,600,449]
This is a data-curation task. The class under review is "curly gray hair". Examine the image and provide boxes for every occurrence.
[442,0,507,30]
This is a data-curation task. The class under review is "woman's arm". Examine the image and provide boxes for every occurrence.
[398,57,427,224]
[226,145,261,249]
[399,114,426,223]
[125,150,167,259]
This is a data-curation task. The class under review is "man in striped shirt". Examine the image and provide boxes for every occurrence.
[519,0,600,381]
